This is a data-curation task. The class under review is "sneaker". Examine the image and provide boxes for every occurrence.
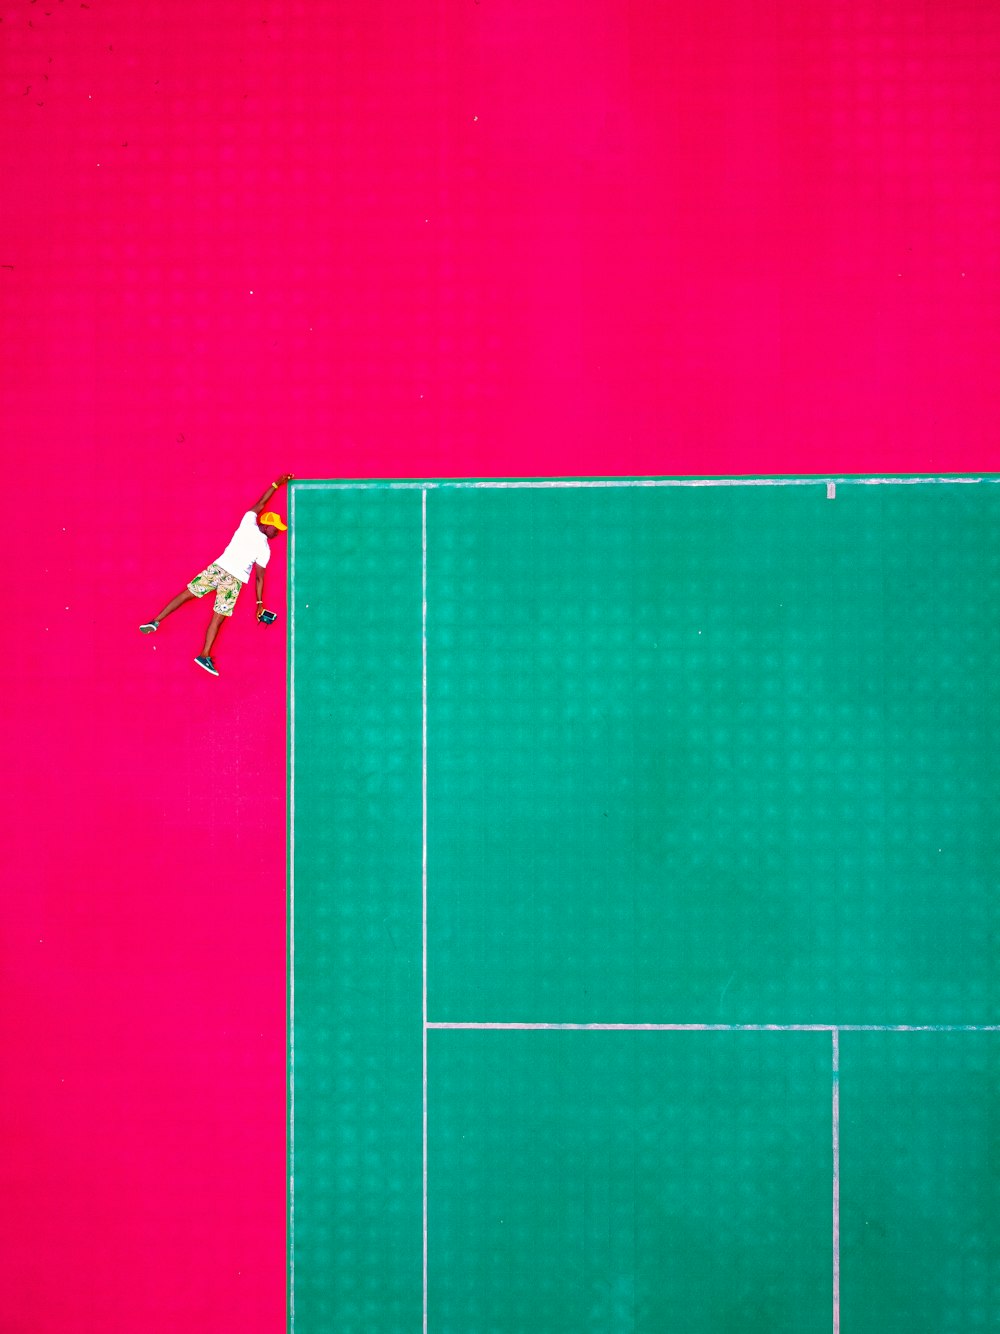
[139,620,159,634]
[194,655,219,677]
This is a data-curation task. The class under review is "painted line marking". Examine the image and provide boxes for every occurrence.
[832,1029,840,1334]
[293,475,994,491]
[422,488,429,1334]
[427,1022,1000,1032]
[289,482,296,1330]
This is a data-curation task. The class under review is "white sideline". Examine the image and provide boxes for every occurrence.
[289,484,296,1329]
[422,489,429,1334]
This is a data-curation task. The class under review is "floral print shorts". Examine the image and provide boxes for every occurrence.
[187,562,242,616]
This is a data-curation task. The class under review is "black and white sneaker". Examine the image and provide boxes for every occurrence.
[139,621,159,634]
[194,655,219,676]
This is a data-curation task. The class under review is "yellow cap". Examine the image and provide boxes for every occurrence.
[259,511,288,531]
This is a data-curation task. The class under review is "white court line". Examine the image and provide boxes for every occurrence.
[294,474,995,491]
[289,483,296,1330]
[832,1030,840,1334]
[422,489,429,1334]
[427,1022,1000,1032]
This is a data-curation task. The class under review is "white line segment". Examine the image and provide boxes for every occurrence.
[289,483,296,1329]
[832,1029,840,1334]
[426,1022,1000,1032]
[422,488,429,1334]
[294,475,994,491]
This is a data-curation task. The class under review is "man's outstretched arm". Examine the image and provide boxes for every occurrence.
[252,473,294,515]
[255,567,265,619]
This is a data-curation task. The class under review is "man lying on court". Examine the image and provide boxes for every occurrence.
[139,473,294,676]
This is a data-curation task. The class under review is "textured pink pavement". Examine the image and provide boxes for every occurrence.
[2,0,999,1329]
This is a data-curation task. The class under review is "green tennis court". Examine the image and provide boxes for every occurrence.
[288,477,1000,1333]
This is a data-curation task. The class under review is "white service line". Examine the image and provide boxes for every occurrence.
[426,1022,1000,1032]
[832,1029,840,1334]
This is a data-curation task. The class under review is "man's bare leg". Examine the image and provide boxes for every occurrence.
[152,588,196,622]
[201,611,227,658]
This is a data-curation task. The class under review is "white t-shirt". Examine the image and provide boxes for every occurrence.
[215,511,271,583]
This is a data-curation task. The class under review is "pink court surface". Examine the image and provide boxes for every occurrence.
[3,0,1000,1330]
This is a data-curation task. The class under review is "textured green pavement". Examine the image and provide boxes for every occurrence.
[289,479,1000,1332]
[290,489,424,1329]
[840,1032,1000,1333]
[430,1030,832,1332]
[426,483,1000,1025]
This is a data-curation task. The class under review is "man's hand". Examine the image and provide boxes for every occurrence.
[253,473,294,514]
